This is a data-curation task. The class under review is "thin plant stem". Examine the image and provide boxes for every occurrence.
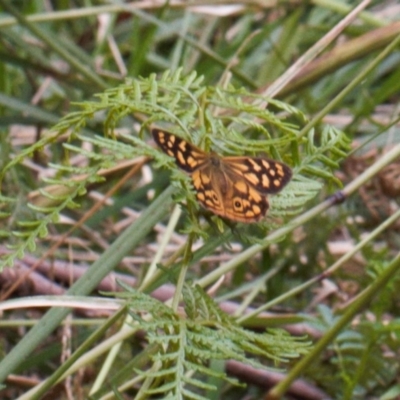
[266,252,400,399]
[239,207,400,323]
[297,32,400,139]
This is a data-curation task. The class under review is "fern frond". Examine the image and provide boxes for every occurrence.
[1,70,350,267]
[113,284,310,399]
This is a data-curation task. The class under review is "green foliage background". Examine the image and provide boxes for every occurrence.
[0,1,399,399]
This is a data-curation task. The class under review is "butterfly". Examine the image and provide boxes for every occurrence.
[152,128,292,223]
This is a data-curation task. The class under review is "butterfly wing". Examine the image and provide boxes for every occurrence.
[191,167,225,219]
[192,166,269,223]
[222,156,292,194]
[152,129,207,173]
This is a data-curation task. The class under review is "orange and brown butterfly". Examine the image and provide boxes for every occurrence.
[152,128,292,223]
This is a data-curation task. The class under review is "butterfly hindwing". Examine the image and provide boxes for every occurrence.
[192,166,270,223]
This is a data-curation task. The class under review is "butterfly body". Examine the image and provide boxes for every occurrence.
[152,128,292,223]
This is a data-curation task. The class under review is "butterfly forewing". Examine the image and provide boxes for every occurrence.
[223,156,292,194]
[152,129,207,173]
